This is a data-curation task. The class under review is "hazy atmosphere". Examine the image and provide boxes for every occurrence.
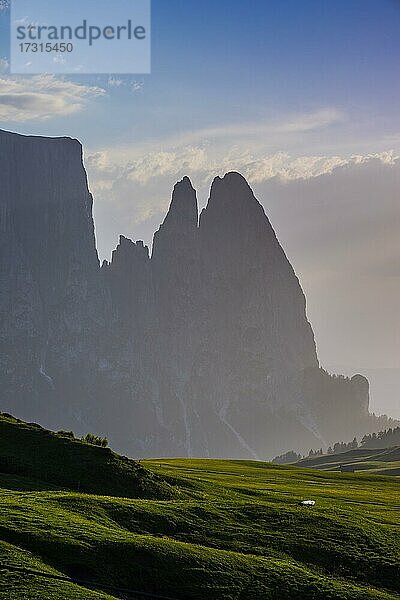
[0,0,399,418]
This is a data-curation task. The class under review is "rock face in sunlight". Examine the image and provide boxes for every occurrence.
[0,130,393,458]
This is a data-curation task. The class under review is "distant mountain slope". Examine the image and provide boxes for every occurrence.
[0,413,173,498]
[295,446,400,476]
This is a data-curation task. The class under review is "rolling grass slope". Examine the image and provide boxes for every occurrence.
[0,416,399,599]
[0,413,173,498]
[295,446,400,476]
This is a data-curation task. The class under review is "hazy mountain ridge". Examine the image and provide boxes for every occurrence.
[294,445,400,476]
[0,129,395,458]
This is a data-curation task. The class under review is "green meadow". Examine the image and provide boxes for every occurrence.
[0,415,399,599]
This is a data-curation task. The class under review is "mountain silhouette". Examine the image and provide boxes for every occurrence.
[0,130,395,458]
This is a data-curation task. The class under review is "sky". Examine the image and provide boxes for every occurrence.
[0,0,399,418]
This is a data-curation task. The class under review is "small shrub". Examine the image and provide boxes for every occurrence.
[57,430,75,439]
[82,433,108,448]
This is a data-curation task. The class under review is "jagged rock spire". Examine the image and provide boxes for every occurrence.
[152,176,198,261]
[160,176,198,229]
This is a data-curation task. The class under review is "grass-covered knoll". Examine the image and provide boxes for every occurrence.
[0,413,173,499]
[295,445,400,476]
[0,417,399,599]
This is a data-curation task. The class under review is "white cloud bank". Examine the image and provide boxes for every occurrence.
[87,143,398,193]
[0,75,105,121]
[85,137,399,262]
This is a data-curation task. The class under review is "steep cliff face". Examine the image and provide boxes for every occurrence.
[0,130,391,458]
[98,236,162,451]
[194,173,320,457]
[151,177,203,455]
[0,130,105,428]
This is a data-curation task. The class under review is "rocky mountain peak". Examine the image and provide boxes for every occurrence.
[1,130,392,461]
[208,171,259,206]
[214,170,253,191]
[199,171,275,240]
[161,176,198,229]
[152,176,198,262]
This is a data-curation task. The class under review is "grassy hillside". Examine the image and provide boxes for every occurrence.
[0,416,399,599]
[295,446,400,476]
[0,413,173,498]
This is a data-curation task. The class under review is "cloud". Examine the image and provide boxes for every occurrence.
[0,58,9,74]
[275,108,344,133]
[85,137,399,266]
[83,107,350,213]
[244,150,398,183]
[131,81,144,93]
[87,143,398,188]
[107,76,144,93]
[0,75,105,121]
[154,108,344,149]
[108,77,124,88]
[53,54,67,65]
